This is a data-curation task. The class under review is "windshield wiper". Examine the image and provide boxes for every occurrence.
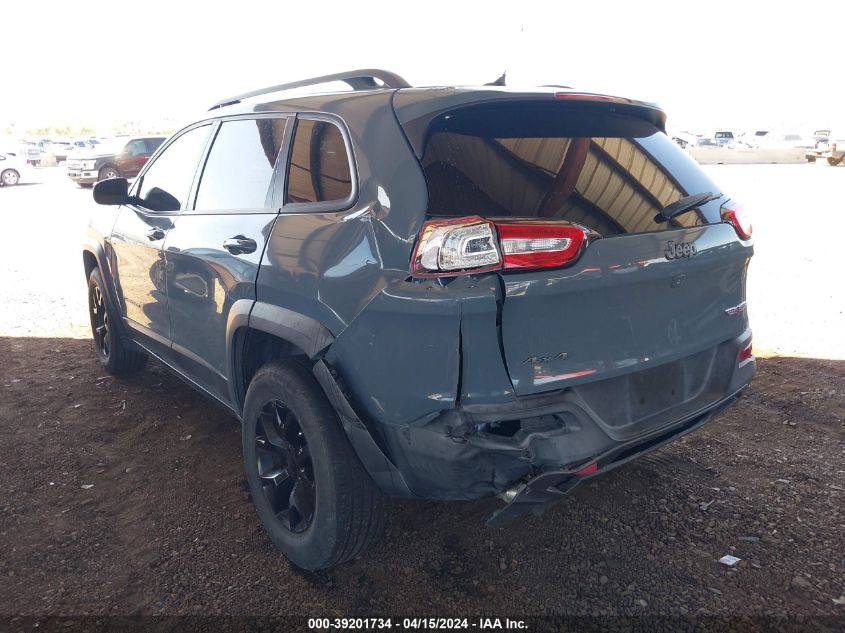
[654,191,720,224]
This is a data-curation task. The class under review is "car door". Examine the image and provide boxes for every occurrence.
[164,115,290,402]
[109,124,213,357]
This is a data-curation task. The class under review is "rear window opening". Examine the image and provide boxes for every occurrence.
[418,101,722,236]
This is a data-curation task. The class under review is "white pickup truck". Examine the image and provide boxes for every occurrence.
[806,130,845,165]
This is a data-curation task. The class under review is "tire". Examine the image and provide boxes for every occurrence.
[98,166,120,181]
[242,361,385,570]
[827,157,842,166]
[1,169,20,186]
[87,268,147,375]
[807,155,816,163]
[78,183,94,189]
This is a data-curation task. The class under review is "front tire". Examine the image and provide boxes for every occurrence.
[1,169,20,186]
[87,268,147,374]
[98,166,120,181]
[242,361,385,570]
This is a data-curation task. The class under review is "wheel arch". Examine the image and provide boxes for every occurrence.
[226,301,334,415]
[82,242,130,342]
[226,300,413,497]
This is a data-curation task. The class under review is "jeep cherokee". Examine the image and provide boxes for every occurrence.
[83,69,755,570]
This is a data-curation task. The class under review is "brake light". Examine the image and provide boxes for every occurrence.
[554,92,638,106]
[721,200,752,239]
[739,342,753,364]
[497,222,588,270]
[411,216,590,277]
[832,142,837,152]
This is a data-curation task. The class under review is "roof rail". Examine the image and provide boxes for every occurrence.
[209,69,411,110]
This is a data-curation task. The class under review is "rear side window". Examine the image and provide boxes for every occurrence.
[286,118,352,204]
[195,118,287,211]
[137,125,211,212]
[124,140,146,156]
[145,138,164,153]
[419,103,721,235]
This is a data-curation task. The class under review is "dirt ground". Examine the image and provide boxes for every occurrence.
[0,165,843,623]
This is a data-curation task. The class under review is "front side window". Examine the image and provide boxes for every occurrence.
[286,118,352,205]
[137,125,211,212]
[195,118,287,211]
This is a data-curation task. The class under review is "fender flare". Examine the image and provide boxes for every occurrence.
[82,240,129,340]
[225,300,335,412]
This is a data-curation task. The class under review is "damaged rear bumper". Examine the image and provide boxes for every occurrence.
[484,391,741,527]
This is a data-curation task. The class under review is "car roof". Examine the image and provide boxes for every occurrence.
[205,85,667,133]
[202,69,667,131]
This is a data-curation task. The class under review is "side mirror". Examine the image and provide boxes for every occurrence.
[93,177,129,205]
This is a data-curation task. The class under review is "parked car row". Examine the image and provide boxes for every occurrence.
[671,127,843,165]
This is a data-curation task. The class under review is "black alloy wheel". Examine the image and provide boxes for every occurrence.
[254,399,316,533]
[90,283,110,360]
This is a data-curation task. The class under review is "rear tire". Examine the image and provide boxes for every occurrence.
[242,361,385,570]
[87,268,147,375]
[827,157,842,166]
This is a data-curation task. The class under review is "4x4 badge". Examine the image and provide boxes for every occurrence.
[665,240,697,259]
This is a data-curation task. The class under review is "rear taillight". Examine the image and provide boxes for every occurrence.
[721,200,752,240]
[410,216,589,277]
[738,342,753,365]
[410,216,501,277]
[831,142,837,152]
[497,222,588,270]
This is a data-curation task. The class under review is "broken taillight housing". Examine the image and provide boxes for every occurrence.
[410,216,502,277]
[721,200,752,240]
[410,216,590,277]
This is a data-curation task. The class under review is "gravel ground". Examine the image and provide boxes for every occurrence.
[0,165,843,623]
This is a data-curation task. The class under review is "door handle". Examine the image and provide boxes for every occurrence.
[146,227,166,241]
[222,236,257,254]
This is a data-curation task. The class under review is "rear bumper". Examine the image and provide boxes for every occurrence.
[374,331,754,502]
[485,389,742,526]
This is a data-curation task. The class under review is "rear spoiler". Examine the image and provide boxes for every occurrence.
[392,88,667,158]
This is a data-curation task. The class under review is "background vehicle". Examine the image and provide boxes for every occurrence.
[83,70,755,570]
[695,137,721,148]
[821,132,845,165]
[761,132,815,149]
[0,153,32,186]
[805,130,844,165]
[67,136,165,187]
[714,130,736,146]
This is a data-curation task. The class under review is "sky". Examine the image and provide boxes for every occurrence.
[2,0,841,136]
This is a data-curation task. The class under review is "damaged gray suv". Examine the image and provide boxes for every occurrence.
[83,70,755,570]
